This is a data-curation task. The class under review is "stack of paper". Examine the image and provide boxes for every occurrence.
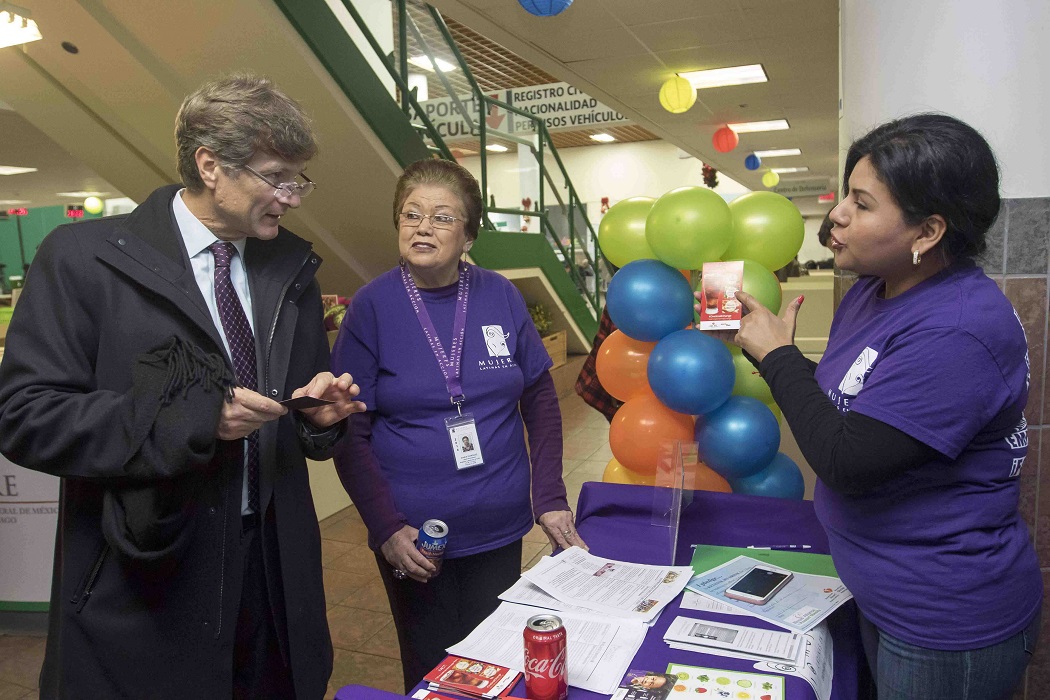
[663,616,801,662]
[422,655,520,699]
[447,602,647,695]
[519,546,694,624]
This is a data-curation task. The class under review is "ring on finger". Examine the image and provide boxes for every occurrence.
[393,568,407,580]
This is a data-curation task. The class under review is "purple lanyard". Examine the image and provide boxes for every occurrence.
[400,261,470,410]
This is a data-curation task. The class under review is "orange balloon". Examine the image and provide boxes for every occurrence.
[689,463,733,493]
[609,394,695,475]
[679,268,693,282]
[602,457,657,486]
[596,331,657,402]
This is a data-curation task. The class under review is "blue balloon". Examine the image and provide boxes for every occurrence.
[648,330,734,415]
[696,396,780,479]
[744,153,762,171]
[606,259,693,342]
[730,453,805,500]
[518,0,573,16]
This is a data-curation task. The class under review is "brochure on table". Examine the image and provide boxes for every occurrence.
[686,555,851,634]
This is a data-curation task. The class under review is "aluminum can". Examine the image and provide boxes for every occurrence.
[417,519,448,574]
[523,614,568,700]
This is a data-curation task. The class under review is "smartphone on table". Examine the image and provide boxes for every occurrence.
[724,565,793,605]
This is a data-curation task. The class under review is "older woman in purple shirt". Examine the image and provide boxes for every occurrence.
[332,158,584,690]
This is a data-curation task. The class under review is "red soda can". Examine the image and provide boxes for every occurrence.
[523,614,568,700]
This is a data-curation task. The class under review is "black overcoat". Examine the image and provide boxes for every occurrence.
[0,185,338,698]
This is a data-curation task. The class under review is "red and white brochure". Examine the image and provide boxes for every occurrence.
[423,655,521,699]
[697,260,745,330]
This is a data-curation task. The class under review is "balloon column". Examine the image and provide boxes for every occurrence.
[595,184,807,498]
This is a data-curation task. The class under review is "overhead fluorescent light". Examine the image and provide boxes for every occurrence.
[485,144,509,153]
[589,133,616,143]
[0,165,37,175]
[728,119,789,134]
[0,5,42,50]
[771,166,809,174]
[56,191,111,198]
[408,55,458,73]
[678,64,767,90]
[0,199,30,205]
[753,148,802,158]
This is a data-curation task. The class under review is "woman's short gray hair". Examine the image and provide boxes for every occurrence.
[175,74,317,191]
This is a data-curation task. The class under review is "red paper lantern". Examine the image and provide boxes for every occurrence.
[712,126,739,153]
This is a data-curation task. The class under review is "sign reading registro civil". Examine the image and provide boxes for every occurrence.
[420,81,629,142]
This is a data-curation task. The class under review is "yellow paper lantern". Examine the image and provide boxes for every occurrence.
[659,76,696,114]
[761,170,780,188]
[84,196,104,215]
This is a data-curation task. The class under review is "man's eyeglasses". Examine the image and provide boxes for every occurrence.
[399,211,462,230]
[243,165,316,200]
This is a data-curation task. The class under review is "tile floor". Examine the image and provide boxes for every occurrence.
[0,391,611,700]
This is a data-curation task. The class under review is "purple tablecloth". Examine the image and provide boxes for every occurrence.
[348,482,863,700]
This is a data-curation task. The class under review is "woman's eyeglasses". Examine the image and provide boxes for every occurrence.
[399,211,462,230]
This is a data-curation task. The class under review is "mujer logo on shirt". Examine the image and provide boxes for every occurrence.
[482,325,510,356]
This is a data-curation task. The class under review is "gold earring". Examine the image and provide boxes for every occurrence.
[912,250,921,266]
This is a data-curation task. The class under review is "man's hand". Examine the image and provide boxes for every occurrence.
[291,372,367,428]
[380,525,436,583]
[217,387,287,440]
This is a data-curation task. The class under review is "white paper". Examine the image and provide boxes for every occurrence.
[680,590,748,615]
[664,616,802,662]
[521,547,693,622]
[446,602,647,695]
[499,578,658,626]
[686,555,852,633]
[751,622,834,700]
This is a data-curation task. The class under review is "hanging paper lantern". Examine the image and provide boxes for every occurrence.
[84,196,104,215]
[712,126,739,153]
[744,153,762,171]
[762,170,781,188]
[658,76,696,114]
[518,0,573,16]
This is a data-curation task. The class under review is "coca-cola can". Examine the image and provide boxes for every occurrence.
[524,614,567,700]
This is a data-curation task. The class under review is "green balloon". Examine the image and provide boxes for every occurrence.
[741,259,783,313]
[732,351,773,403]
[597,197,657,268]
[724,191,804,271]
[646,186,732,270]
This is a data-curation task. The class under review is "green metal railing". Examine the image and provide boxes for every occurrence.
[340,0,604,320]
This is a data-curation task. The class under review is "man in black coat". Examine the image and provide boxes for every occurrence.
[0,75,365,699]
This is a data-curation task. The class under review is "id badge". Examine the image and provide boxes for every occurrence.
[445,413,484,470]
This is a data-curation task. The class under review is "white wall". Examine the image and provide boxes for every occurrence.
[459,140,749,220]
[841,0,1050,198]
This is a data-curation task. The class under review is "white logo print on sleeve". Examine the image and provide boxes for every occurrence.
[838,347,879,397]
[482,325,511,357]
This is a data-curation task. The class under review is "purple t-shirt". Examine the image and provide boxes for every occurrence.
[332,265,553,558]
[814,262,1041,649]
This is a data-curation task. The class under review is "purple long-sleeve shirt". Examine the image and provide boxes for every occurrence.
[332,265,568,558]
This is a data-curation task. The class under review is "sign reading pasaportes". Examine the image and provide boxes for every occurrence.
[419,81,629,141]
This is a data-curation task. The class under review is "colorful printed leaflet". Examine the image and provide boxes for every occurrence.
[423,655,520,699]
[665,663,784,700]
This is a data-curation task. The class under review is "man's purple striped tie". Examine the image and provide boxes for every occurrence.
[210,241,260,513]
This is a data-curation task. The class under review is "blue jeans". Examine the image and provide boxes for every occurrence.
[858,607,1040,700]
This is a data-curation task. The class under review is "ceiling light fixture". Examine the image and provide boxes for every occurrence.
[0,165,37,175]
[56,191,110,198]
[589,133,616,143]
[0,4,42,50]
[728,119,789,134]
[771,166,810,174]
[407,55,458,73]
[753,148,802,158]
[678,64,767,90]
[485,144,509,153]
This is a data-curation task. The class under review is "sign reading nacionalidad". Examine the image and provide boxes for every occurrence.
[419,81,629,141]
